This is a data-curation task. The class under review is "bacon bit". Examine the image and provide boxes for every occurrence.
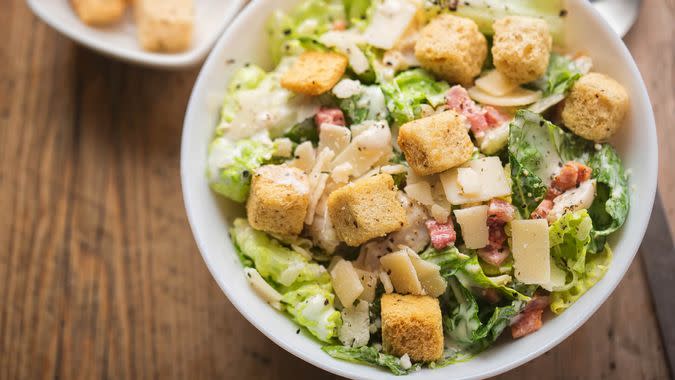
[487,224,507,249]
[332,20,347,31]
[487,198,516,224]
[551,162,579,192]
[425,220,456,250]
[574,162,593,183]
[478,246,511,267]
[480,288,502,304]
[314,107,346,127]
[531,199,553,220]
[445,86,489,137]
[484,106,510,127]
[511,308,544,338]
[511,294,550,338]
[545,187,562,201]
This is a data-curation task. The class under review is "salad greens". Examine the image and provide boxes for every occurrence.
[206,0,632,374]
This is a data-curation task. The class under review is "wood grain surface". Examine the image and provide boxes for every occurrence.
[0,0,672,379]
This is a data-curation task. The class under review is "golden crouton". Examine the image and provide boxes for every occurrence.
[397,111,473,176]
[327,174,406,246]
[71,0,126,25]
[136,0,194,52]
[280,52,348,96]
[561,73,629,141]
[381,294,444,362]
[414,14,487,86]
[246,165,310,236]
[492,16,552,84]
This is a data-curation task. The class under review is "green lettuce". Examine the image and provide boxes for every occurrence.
[587,144,630,252]
[231,219,341,341]
[322,345,420,375]
[339,85,388,124]
[283,118,319,145]
[431,0,565,44]
[530,53,583,97]
[549,209,593,274]
[207,137,275,202]
[267,0,347,64]
[218,65,267,129]
[551,245,612,314]
[381,69,449,125]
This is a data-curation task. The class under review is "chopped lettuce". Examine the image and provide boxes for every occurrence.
[381,69,450,125]
[339,85,388,124]
[231,219,341,341]
[529,53,583,98]
[432,0,565,44]
[587,144,630,253]
[322,345,420,375]
[551,245,612,314]
[207,137,275,202]
[343,0,374,29]
[549,209,592,275]
[283,118,319,145]
[219,65,267,129]
[267,0,347,64]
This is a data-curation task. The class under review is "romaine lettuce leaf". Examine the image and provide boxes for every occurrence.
[381,69,449,125]
[529,53,583,98]
[550,244,612,314]
[231,219,341,341]
[587,144,630,253]
[283,117,319,145]
[322,345,420,375]
[549,209,593,274]
[219,64,267,129]
[267,0,347,64]
[339,85,388,124]
[207,137,275,202]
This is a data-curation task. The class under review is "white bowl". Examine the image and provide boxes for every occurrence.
[180,1,658,378]
[27,0,245,68]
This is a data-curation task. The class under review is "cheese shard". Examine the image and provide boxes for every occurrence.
[331,259,365,307]
[474,69,519,97]
[457,168,481,195]
[380,251,423,295]
[453,205,489,249]
[511,219,551,284]
[440,157,511,205]
[406,249,447,297]
[363,0,417,50]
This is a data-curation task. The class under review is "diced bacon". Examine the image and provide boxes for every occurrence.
[531,199,553,220]
[314,107,346,127]
[487,224,507,249]
[478,246,511,267]
[574,162,592,183]
[551,162,579,192]
[332,20,347,31]
[480,288,502,304]
[446,85,491,137]
[484,106,510,127]
[487,198,516,224]
[425,220,456,250]
[511,308,544,338]
[524,294,550,313]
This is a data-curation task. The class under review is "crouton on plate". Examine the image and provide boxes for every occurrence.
[562,72,629,141]
[136,0,195,52]
[327,173,406,246]
[492,16,552,84]
[71,0,126,25]
[414,14,487,87]
[397,111,474,176]
[246,165,310,236]
[381,294,444,362]
[280,51,348,96]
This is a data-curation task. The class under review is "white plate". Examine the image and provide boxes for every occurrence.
[27,0,246,68]
[181,1,658,378]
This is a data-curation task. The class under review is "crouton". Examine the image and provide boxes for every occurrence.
[397,111,474,176]
[381,294,444,362]
[561,73,629,141]
[71,0,126,25]
[414,14,487,86]
[136,0,194,52]
[280,52,348,96]
[246,165,310,236]
[327,174,406,246]
[492,16,552,84]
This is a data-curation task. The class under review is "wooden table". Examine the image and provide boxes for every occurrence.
[1,1,673,379]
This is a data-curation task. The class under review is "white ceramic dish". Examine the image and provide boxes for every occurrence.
[180,1,658,378]
[27,0,245,68]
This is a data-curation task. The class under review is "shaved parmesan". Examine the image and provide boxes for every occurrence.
[379,250,423,295]
[380,164,407,175]
[453,205,489,249]
[379,270,394,294]
[440,157,511,205]
[405,248,446,297]
[431,204,450,223]
[468,86,542,107]
[320,31,370,74]
[404,181,434,206]
[331,259,365,307]
[511,219,551,285]
[244,268,282,310]
[475,70,519,97]
[332,79,363,99]
[273,137,293,157]
[291,141,315,173]
[305,173,328,225]
[319,124,351,155]
[331,162,353,183]
[355,269,378,303]
[456,167,481,195]
[363,0,417,50]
